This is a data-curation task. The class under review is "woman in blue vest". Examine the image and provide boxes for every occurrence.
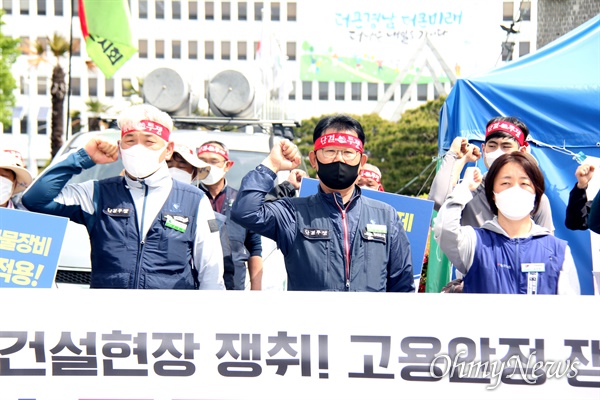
[434,152,580,294]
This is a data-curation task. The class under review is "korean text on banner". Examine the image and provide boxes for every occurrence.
[79,0,137,79]
[0,208,68,288]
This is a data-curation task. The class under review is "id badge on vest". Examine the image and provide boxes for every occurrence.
[522,263,545,295]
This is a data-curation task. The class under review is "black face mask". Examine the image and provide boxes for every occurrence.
[316,160,360,190]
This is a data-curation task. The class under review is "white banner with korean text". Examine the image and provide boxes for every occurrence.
[0,290,598,400]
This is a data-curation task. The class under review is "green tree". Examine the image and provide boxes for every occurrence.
[295,97,445,196]
[85,98,111,131]
[48,32,70,158]
[0,10,20,129]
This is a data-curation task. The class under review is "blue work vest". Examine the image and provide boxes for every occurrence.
[464,229,565,294]
[89,177,201,289]
[284,194,398,292]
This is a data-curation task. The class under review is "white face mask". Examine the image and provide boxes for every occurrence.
[201,164,226,185]
[120,144,166,179]
[169,167,192,184]
[484,148,506,168]
[494,185,536,220]
[0,176,14,205]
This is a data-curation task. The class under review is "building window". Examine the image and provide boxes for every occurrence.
[237,41,247,60]
[3,0,12,14]
[155,40,164,58]
[20,76,26,94]
[367,83,378,101]
[519,1,531,21]
[501,41,515,61]
[254,2,262,21]
[286,42,296,61]
[189,1,197,19]
[155,0,164,19]
[238,2,247,20]
[205,41,214,60]
[302,81,312,100]
[205,1,214,20]
[271,2,279,21]
[105,79,114,97]
[37,76,47,95]
[72,38,81,56]
[401,84,410,101]
[37,107,50,134]
[254,41,259,59]
[287,2,296,21]
[351,82,361,101]
[384,83,395,101]
[221,41,230,60]
[519,41,530,57]
[222,1,230,20]
[72,0,78,16]
[188,40,198,59]
[417,84,428,101]
[139,0,148,18]
[54,0,63,16]
[172,0,181,19]
[20,0,29,15]
[37,0,46,15]
[71,77,81,96]
[172,40,181,59]
[318,81,328,100]
[36,36,48,54]
[502,2,513,21]
[138,39,148,58]
[288,81,296,100]
[335,82,345,100]
[88,77,98,97]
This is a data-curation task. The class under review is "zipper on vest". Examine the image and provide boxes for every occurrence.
[134,182,149,289]
[515,239,521,293]
[333,193,358,291]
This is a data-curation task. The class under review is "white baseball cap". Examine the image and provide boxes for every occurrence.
[172,143,211,180]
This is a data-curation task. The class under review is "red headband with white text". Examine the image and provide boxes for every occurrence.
[121,120,170,142]
[485,121,526,147]
[197,144,232,163]
[314,133,364,153]
[359,169,385,191]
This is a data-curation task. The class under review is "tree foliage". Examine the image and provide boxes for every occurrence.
[295,97,444,196]
[0,10,20,128]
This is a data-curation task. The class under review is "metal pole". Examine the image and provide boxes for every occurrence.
[65,0,75,141]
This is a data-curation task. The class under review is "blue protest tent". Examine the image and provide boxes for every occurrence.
[437,15,600,294]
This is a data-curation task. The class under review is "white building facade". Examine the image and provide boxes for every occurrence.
[2,0,537,165]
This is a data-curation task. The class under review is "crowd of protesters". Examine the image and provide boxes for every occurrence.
[2,104,597,294]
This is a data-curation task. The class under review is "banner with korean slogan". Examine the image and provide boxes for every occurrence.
[79,0,137,79]
[0,208,68,288]
[299,178,434,281]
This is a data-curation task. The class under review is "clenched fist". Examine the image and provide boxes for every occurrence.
[575,164,596,189]
[262,139,302,173]
[84,137,119,164]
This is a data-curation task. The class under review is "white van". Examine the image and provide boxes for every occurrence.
[44,120,299,290]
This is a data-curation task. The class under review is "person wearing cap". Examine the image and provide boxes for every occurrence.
[429,116,554,231]
[196,141,264,290]
[0,149,33,209]
[166,142,235,289]
[22,104,225,290]
[231,114,414,292]
[357,163,384,191]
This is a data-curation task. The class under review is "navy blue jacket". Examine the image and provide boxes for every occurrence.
[231,165,414,292]
[200,185,262,290]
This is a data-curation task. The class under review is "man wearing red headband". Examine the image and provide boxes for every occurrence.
[23,104,225,290]
[231,114,414,292]
[358,163,384,191]
[429,116,554,230]
[196,140,264,291]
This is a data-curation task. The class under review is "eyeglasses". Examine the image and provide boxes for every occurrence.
[319,149,360,162]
